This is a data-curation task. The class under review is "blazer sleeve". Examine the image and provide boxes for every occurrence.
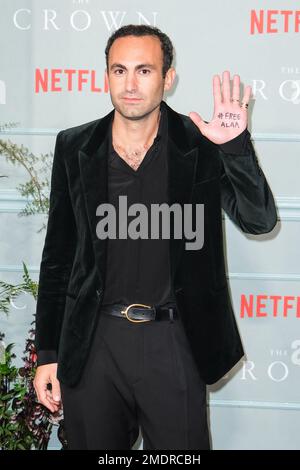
[218,129,278,234]
[35,131,77,366]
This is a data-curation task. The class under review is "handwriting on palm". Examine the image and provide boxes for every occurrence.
[189,71,252,145]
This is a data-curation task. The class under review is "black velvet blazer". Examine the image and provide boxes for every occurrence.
[35,101,277,386]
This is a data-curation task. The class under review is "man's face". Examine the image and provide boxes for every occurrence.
[106,35,175,120]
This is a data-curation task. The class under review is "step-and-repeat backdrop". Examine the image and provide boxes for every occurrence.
[0,0,299,449]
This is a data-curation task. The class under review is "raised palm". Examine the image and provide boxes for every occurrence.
[189,70,252,145]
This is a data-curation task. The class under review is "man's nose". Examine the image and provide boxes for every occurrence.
[125,72,138,92]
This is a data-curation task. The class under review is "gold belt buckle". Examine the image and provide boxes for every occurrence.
[120,303,153,323]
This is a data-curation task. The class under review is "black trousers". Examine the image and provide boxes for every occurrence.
[60,307,210,450]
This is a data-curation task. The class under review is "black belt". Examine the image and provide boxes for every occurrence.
[100,302,178,323]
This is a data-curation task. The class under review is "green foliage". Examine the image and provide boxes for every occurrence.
[0,264,56,450]
[0,333,53,450]
[0,130,67,449]
[0,262,38,315]
[0,128,52,232]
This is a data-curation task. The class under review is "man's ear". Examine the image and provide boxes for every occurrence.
[164,67,176,92]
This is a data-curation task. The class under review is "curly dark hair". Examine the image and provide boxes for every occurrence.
[104,24,174,78]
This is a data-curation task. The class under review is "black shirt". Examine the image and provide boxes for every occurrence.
[102,101,176,306]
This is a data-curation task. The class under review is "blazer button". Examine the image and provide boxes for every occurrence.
[96,288,103,298]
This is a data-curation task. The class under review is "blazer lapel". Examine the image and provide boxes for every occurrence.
[78,110,114,287]
[166,104,198,283]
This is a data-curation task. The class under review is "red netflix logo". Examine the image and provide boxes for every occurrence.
[240,295,300,318]
[250,9,300,34]
[35,68,109,93]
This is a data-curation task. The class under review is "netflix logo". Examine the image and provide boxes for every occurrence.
[35,68,109,93]
[250,9,300,34]
[240,295,300,319]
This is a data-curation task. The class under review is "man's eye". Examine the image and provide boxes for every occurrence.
[113,69,150,75]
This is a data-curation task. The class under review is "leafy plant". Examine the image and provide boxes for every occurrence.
[0,262,38,315]
[0,263,66,450]
[0,127,52,233]
[0,127,67,449]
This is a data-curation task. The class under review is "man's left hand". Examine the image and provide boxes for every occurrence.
[189,70,252,145]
